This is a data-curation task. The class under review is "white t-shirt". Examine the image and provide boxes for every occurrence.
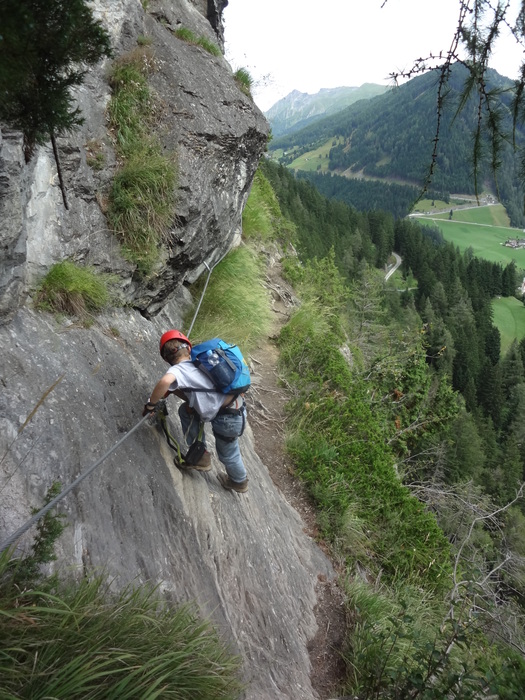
[167,360,225,421]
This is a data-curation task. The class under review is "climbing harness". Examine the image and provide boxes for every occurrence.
[157,403,185,464]
[157,403,206,467]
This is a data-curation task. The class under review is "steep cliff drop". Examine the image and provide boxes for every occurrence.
[0,2,342,698]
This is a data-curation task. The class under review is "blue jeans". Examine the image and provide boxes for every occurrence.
[178,403,247,483]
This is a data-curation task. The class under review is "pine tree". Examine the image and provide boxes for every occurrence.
[445,410,485,483]
[477,359,504,429]
[501,340,525,400]
[502,260,518,297]
[0,0,112,207]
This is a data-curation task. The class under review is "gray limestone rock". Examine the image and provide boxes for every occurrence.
[0,0,268,323]
[0,130,29,323]
[0,306,334,700]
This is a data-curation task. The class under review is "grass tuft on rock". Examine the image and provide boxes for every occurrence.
[174,27,221,56]
[0,556,242,698]
[234,68,253,97]
[107,47,177,275]
[35,261,112,318]
[108,148,176,273]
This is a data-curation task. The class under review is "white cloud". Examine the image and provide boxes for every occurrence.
[224,0,524,111]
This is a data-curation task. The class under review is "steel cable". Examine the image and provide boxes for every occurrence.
[0,414,150,553]
[1,244,232,553]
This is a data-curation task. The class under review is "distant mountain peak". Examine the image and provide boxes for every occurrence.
[265,84,388,139]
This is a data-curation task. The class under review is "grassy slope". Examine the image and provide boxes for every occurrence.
[287,137,344,172]
[412,196,478,212]
[432,203,511,226]
[271,195,525,696]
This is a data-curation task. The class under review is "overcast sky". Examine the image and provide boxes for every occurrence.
[223,0,525,112]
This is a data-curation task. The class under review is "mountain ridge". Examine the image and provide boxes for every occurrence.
[269,65,525,226]
[265,83,388,138]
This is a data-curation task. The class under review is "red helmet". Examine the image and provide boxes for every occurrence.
[159,330,192,357]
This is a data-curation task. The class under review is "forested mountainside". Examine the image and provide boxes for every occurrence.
[262,157,524,447]
[265,84,387,138]
[298,169,424,219]
[270,64,525,226]
[262,154,525,499]
[250,158,525,696]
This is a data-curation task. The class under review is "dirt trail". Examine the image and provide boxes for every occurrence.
[247,251,347,699]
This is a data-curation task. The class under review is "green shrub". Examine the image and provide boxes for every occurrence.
[339,580,520,699]
[35,261,112,317]
[2,483,66,590]
[174,27,221,56]
[281,255,305,287]
[0,567,242,698]
[234,68,253,97]
[343,582,445,697]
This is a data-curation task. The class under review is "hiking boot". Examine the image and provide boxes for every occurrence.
[217,472,249,493]
[178,450,212,472]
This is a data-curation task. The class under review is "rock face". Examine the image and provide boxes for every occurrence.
[0,0,268,324]
[0,2,336,699]
[0,129,27,322]
[0,304,333,699]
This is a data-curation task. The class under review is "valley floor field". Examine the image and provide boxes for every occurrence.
[413,204,525,267]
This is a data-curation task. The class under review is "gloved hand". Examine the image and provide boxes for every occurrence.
[142,401,158,417]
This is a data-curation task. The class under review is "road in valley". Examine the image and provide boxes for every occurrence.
[385,252,402,281]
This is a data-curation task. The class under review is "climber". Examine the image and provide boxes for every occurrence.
[143,330,249,493]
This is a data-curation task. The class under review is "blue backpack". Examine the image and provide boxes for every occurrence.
[191,338,251,395]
